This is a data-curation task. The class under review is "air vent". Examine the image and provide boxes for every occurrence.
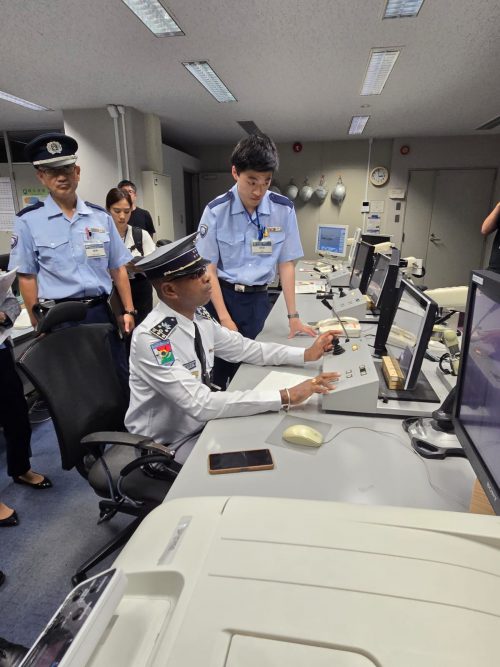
[237,121,262,135]
[476,115,500,131]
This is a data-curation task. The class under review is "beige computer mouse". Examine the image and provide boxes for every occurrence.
[282,424,324,447]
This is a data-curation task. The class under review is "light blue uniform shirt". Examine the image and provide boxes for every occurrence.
[8,194,132,299]
[196,184,303,285]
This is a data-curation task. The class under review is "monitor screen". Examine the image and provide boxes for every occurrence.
[366,253,391,308]
[453,270,500,513]
[350,241,375,293]
[386,279,437,390]
[315,225,348,258]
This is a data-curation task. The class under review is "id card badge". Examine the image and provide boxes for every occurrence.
[85,242,106,258]
[251,239,272,254]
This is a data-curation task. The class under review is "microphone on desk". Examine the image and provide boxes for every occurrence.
[320,298,349,352]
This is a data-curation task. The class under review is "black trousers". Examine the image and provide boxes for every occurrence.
[207,288,271,390]
[0,345,32,477]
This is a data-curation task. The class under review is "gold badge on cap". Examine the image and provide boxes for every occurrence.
[46,141,63,155]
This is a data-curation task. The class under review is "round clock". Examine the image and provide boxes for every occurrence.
[370,166,389,187]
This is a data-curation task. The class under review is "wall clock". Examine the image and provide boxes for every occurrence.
[370,166,389,187]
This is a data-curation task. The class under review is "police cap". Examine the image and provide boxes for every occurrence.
[135,232,209,281]
[25,132,78,168]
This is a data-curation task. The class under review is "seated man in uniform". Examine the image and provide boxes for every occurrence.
[125,233,339,464]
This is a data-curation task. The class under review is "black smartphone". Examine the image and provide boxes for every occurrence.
[208,449,274,475]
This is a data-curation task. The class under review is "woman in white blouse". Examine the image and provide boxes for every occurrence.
[106,188,156,325]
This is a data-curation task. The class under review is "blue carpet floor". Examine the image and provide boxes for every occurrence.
[0,419,131,647]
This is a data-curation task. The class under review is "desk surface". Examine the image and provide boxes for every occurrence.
[168,291,476,512]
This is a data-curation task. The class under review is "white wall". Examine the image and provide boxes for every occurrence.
[162,144,200,239]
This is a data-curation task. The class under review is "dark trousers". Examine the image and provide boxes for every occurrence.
[0,346,32,477]
[207,288,271,390]
[130,276,153,326]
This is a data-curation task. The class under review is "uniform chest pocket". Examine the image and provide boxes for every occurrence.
[216,228,246,265]
[34,235,70,268]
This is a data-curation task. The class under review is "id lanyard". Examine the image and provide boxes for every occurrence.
[244,207,266,240]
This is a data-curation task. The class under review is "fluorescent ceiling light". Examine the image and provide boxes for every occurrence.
[384,0,425,18]
[361,48,400,95]
[121,0,184,36]
[182,61,236,103]
[348,116,370,135]
[0,90,50,111]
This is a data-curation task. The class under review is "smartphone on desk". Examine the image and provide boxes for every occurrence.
[208,449,274,475]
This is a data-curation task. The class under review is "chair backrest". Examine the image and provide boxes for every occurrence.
[18,323,128,472]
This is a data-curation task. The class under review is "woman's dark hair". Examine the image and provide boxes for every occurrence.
[106,187,132,210]
[231,134,279,174]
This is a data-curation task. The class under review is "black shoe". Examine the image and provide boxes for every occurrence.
[13,474,52,490]
[0,511,19,527]
[0,635,29,667]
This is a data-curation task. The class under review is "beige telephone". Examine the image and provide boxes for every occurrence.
[315,316,361,337]
[387,325,416,349]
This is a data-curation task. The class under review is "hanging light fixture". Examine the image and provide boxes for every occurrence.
[331,175,346,205]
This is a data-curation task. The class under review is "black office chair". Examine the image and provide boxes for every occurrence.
[17,302,178,584]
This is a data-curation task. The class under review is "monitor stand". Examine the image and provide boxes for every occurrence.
[374,361,440,403]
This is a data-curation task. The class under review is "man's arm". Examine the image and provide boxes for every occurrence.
[278,261,316,338]
[481,203,500,236]
[109,265,136,334]
[18,274,39,327]
[207,263,238,331]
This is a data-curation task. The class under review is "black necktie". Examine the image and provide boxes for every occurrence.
[193,322,211,387]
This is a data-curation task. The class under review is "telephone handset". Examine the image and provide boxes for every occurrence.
[387,325,417,348]
[315,316,361,337]
[317,316,358,328]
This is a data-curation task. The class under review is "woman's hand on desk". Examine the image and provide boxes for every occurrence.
[303,331,336,362]
[285,372,340,406]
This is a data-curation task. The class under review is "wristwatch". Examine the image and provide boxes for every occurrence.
[123,309,138,317]
[287,312,300,319]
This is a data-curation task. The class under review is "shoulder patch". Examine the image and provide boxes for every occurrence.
[150,340,175,366]
[198,223,208,238]
[269,192,293,209]
[85,201,107,213]
[208,190,233,210]
[17,200,45,217]
[196,306,215,321]
[149,316,178,340]
[10,234,18,249]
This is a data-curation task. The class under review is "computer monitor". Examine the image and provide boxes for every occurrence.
[385,279,438,390]
[315,224,348,259]
[347,228,362,267]
[452,270,500,514]
[349,241,375,293]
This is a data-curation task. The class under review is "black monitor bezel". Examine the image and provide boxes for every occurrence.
[366,252,391,308]
[386,278,438,390]
[349,241,375,294]
[452,269,500,514]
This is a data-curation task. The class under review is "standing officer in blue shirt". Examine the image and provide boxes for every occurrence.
[8,133,136,335]
[196,134,315,388]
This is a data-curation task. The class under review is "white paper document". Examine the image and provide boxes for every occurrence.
[0,267,17,304]
[254,371,314,405]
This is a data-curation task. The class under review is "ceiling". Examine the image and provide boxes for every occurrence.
[0,0,499,153]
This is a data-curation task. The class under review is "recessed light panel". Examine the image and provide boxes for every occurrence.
[183,62,236,103]
[384,0,425,19]
[0,90,50,111]
[361,49,400,95]
[348,116,370,135]
[121,0,184,36]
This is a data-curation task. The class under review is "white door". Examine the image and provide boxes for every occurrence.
[402,169,495,289]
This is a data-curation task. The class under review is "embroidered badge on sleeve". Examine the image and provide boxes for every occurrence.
[151,340,175,366]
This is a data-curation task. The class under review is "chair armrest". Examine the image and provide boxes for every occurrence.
[119,453,179,482]
[81,431,174,458]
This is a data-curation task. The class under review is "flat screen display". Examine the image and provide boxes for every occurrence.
[349,241,375,293]
[455,279,500,505]
[386,280,437,390]
[366,253,391,307]
[315,225,348,258]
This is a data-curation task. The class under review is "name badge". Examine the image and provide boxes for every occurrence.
[251,239,272,254]
[85,242,106,258]
[267,226,282,232]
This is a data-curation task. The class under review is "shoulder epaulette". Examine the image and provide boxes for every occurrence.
[85,201,107,213]
[149,316,178,341]
[17,200,44,217]
[269,192,293,209]
[208,190,233,210]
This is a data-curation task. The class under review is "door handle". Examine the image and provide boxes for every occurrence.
[430,233,441,243]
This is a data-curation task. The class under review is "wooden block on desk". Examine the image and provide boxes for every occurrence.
[469,479,495,515]
[382,356,404,390]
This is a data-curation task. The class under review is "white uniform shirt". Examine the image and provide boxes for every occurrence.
[125,300,305,462]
